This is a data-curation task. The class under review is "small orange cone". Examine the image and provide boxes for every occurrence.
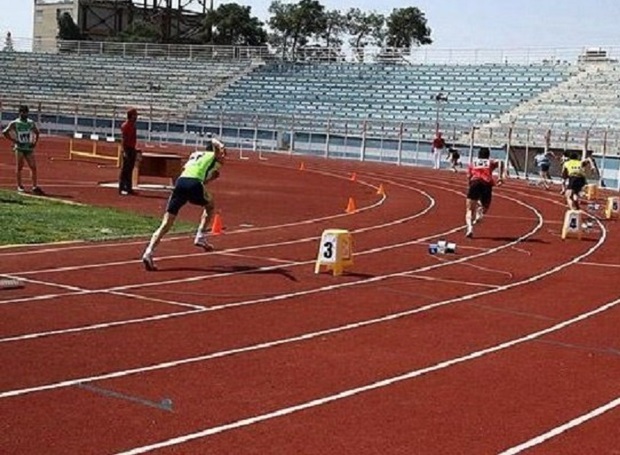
[377,183,385,195]
[299,162,305,171]
[345,197,356,213]
[211,212,223,235]
[350,172,357,181]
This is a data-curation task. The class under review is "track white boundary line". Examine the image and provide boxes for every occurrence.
[0,178,439,300]
[499,395,620,454]
[7,183,417,276]
[0,205,603,400]
[577,262,620,268]
[115,293,620,454]
[0,309,205,344]
[0,195,539,342]
[404,274,501,289]
[0,169,384,259]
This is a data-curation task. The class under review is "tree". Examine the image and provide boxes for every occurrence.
[268,0,326,60]
[346,8,385,62]
[297,9,347,62]
[57,12,83,41]
[204,3,267,46]
[385,7,432,49]
[2,31,14,52]
[318,10,347,49]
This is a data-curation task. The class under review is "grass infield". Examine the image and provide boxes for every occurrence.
[0,189,194,245]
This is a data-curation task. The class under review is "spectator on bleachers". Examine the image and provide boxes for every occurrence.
[118,108,140,196]
[2,105,43,195]
[432,131,446,169]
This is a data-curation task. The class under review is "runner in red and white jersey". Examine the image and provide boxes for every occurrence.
[465,147,504,238]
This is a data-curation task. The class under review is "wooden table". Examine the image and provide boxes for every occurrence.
[132,152,183,188]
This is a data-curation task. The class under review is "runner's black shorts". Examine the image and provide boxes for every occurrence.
[166,177,209,215]
[567,176,587,194]
[467,179,493,207]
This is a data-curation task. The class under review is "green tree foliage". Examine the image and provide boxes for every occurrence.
[204,4,267,46]
[386,7,432,49]
[319,10,347,49]
[268,0,326,59]
[301,10,347,61]
[346,8,386,61]
[57,12,83,41]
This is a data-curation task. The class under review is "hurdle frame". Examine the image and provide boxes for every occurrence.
[69,135,121,167]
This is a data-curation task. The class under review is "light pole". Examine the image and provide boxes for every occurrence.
[147,81,161,142]
[434,91,448,134]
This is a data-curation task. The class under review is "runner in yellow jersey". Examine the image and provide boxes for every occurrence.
[561,151,590,210]
[141,138,225,271]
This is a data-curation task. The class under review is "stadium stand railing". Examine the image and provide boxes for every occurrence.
[1,41,619,189]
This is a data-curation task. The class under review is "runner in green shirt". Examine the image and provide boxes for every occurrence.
[2,105,43,194]
[141,137,226,271]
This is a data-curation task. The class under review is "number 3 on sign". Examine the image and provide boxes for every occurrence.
[320,233,337,263]
[569,217,578,230]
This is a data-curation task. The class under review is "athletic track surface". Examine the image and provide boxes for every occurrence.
[0,137,619,454]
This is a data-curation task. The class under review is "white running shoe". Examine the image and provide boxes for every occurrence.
[465,225,474,238]
[474,206,484,224]
[141,253,156,271]
[194,236,215,252]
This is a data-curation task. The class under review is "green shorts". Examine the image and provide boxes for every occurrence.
[15,146,35,156]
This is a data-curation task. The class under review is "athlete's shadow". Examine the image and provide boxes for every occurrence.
[167,265,299,281]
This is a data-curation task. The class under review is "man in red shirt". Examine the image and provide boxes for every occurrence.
[432,131,446,170]
[118,108,139,195]
[465,147,504,238]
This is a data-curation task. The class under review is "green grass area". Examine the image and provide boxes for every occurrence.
[0,189,194,245]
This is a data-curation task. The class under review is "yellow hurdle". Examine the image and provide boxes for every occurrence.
[605,196,619,219]
[561,210,583,240]
[69,137,121,167]
[584,183,598,201]
[314,229,354,276]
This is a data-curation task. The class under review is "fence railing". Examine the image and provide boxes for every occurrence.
[5,36,619,65]
[1,97,619,189]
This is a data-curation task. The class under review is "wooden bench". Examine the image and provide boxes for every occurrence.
[132,152,183,188]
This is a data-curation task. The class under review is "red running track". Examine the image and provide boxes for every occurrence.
[0,137,619,454]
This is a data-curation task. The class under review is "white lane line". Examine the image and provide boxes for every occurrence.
[109,291,207,311]
[0,188,546,345]
[577,262,620,268]
[0,208,603,400]
[8,187,419,276]
[116,294,620,455]
[0,180,437,301]
[0,221,510,342]
[0,309,204,344]
[404,274,502,289]
[498,396,620,454]
[0,169,384,259]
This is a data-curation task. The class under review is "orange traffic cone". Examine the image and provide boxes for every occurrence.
[376,183,385,195]
[299,162,305,171]
[211,212,223,235]
[350,172,357,181]
[345,197,357,213]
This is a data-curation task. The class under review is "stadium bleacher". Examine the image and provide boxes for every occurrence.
[0,45,619,188]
